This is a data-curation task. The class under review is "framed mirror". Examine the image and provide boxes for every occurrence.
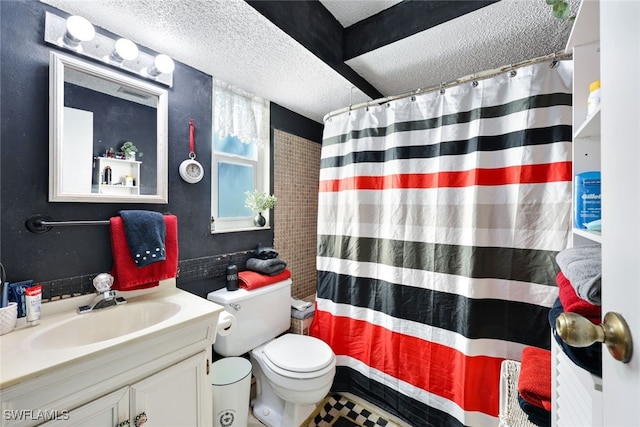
[49,51,168,203]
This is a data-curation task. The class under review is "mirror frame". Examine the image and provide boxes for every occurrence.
[49,51,169,203]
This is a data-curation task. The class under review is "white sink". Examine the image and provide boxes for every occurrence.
[29,300,181,350]
[0,281,224,389]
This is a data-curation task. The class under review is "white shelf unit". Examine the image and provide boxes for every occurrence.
[93,157,141,195]
[552,1,603,426]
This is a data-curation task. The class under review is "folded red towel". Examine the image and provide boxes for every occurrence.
[518,346,552,411]
[238,269,291,290]
[557,271,601,324]
[110,215,178,291]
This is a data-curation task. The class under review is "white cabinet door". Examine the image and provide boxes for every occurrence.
[600,1,640,425]
[40,387,129,427]
[129,351,211,427]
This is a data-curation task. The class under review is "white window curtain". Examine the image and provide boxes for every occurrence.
[213,79,269,147]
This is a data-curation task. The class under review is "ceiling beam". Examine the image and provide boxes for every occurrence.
[245,0,501,101]
[344,0,501,60]
[245,0,384,100]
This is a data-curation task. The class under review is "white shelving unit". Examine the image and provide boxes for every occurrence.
[551,1,603,426]
[93,157,141,195]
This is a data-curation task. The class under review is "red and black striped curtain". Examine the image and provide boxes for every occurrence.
[311,60,573,426]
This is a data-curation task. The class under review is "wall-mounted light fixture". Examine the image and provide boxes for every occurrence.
[44,11,174,87]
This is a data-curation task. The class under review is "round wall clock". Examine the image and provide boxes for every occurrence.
[179,156,204,183]
[180,118,204,184]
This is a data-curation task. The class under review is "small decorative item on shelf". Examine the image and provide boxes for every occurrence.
[120,141,142,161]
[244,190,276,227]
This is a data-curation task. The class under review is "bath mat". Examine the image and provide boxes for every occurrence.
[302,393,399,427]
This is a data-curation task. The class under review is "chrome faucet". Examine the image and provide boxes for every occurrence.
[77,273,126,314]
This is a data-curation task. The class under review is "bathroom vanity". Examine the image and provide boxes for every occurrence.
[0,280,224,427]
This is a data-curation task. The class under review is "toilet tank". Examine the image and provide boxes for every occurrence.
[207,279,292,357]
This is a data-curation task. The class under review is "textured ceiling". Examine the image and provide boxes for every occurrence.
[346,0,576,97]
[321,0,403,27]
[41,0,579,124]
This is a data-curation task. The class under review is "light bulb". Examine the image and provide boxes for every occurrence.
[145,54,175,76]
[61,15,95,50]
[108,38,139,63]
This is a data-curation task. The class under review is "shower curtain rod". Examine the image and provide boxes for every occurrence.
[323,49,572,123]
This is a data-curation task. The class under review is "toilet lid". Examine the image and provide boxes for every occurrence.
[263,334,333,373]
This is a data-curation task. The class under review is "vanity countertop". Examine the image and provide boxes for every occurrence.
[0,280,223,389]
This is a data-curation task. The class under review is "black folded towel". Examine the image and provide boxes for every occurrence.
[119,210,166,268]
[246,257,287,276]
[254,244,279,260]
[517,395,550,427]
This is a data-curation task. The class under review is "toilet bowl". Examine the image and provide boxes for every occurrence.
[250,334,336,427]
[207,280,337,427]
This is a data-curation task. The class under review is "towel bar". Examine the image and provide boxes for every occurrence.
[25,214,111,234]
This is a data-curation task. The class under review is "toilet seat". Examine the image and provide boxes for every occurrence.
[262,334,335,379]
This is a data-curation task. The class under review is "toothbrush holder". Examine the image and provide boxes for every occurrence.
[0,302,18,335]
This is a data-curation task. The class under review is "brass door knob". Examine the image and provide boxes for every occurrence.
[556,312,633,363]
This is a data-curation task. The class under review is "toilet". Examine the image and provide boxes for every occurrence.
[207,279,336,427]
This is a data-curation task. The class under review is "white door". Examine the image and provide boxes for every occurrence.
[129,351,212,427]
[600,1,640,425]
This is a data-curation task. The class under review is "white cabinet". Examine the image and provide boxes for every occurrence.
[568,0,601,247]
[93,157,141,195]
[129,351,209,427]
[0,309,215,427]
[39,388,129,427]
[551,1,602,426]
[39,352,209,427]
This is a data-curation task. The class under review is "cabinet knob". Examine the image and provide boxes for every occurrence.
[134,412,148,427]
[556,311,633,363]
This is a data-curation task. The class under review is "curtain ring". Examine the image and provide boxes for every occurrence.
[550,60,559,68]
[386,103,391,108]
[472,80,479,87]
[509,70,517,78]
[410,96,416,101]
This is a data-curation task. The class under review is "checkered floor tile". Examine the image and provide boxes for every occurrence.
[303,394,398,427]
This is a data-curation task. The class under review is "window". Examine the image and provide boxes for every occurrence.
[211,80,270,232]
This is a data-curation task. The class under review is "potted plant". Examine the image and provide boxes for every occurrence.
[120,141,142,160]
[244,190,276,227]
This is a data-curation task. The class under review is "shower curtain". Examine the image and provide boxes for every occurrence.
[311,60,573,426]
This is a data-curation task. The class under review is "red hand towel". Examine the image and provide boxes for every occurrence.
[238,269,291,290]
[110,215,178,291]
[518,346,552,411]
[557,271,601,324]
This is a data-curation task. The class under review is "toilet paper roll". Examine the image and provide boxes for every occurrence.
[216,311,236,337]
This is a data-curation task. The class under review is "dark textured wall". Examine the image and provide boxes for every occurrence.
[0,0,323,297]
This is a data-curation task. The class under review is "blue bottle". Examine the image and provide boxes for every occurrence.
[574,171,601,229]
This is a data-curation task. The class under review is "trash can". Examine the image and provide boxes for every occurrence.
[212,357,252,427]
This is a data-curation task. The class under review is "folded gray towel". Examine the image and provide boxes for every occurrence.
[119,210,166,267]
[246,257,286,276]
[556,244,601,305]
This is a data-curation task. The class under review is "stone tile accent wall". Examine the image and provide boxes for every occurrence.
[274,129,321,300]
